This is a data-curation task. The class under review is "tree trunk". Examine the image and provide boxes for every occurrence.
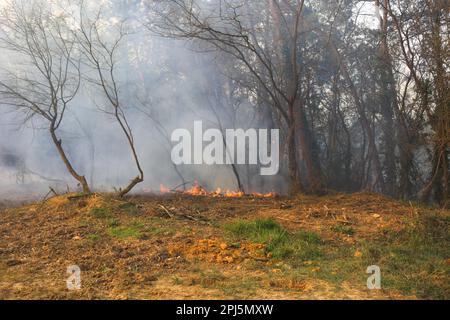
[287,113,303,195]
[49,128,91,194]
[297,105,323,193]
[376,0,397,196]
[117,134,144,198]
[421,3,449,206]
[331,44,384,191]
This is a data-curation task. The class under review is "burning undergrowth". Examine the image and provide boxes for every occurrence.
[159,182,278,198]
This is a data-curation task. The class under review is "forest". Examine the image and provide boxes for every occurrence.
[0,0,448,301]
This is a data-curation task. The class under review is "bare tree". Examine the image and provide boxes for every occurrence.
[0,0,90,193]
[74,2,144,197]
[375,0,397,196]
[148,0,328,194]
[136,101,188,191]
[385,0,449,206]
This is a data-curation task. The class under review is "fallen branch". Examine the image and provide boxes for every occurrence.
[67,193,94,201]
[157,204,210,224]
[158,204,174,218]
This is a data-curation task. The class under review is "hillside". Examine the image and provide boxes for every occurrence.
[0,192,448,299]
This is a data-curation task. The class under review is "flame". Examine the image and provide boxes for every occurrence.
[160,184,171,193]
[251,192,278,198]
[223,190,245,198]
[159,181,276,198]
[185,182,209,196]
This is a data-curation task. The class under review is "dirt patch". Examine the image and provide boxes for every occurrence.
[168,238,267,264]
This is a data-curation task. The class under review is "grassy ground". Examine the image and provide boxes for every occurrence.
[0,192,448,299]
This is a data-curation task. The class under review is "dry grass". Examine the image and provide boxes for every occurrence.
[0,192,448,300]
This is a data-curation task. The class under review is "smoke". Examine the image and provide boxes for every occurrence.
[0,0,399,203]
[0,0,283,201]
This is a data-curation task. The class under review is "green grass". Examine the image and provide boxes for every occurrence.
[86,233,101,242]
[90,207,112,219]
[311,213,449,299]
[89,201,448,299]
[172,276,184,285]
[331,224,355,236]
[107,217,120,227]
[358,213,449,299]
[223,215,449,299]
[108,223,143,239]
[224,218,324,262]
[118,202,139,215]
[144,224,176,236]
[272,230,323,262]
[225,218,288,243]
[90,202,139,220]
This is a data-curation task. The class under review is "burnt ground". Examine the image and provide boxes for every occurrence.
[0,192,448,300]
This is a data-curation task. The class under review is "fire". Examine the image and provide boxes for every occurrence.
[250,192,278,198]
[159,184,171,193]
[159,182,276,198]
[223,190,245,198]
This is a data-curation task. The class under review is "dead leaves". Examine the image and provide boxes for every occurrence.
[305,205,354,224]
[167,238,267,265]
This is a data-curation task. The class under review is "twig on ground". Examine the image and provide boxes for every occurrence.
[67,193,93,200]
[158,204,174,218]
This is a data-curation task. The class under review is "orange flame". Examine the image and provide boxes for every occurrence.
[159,181,276,198]
[160,184,171,193]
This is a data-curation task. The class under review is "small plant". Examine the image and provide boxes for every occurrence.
[224,218,288,244]
[107,218,120,227]
[119,202,139,215]
[90,207,111,219]
[224,218,324,262]
[86,233,101,242]
[108,223,143,239]
[270,230,323,261]
[172,276,184,285]
[331,224,355,236]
